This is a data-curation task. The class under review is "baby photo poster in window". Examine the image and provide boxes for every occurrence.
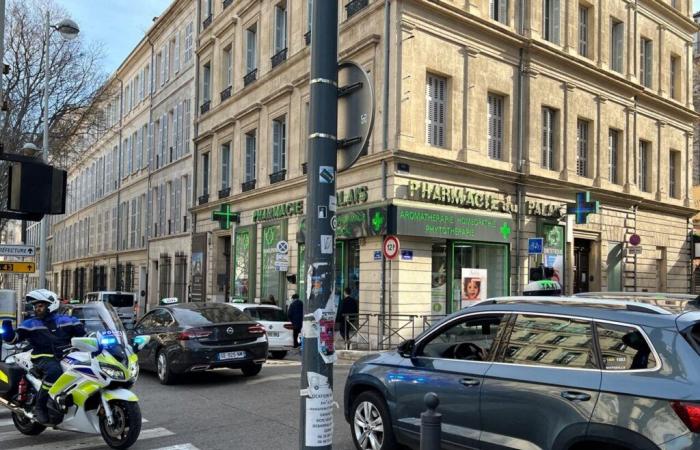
[461,268,488,308]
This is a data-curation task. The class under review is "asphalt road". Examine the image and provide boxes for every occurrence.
[0,354,357,450]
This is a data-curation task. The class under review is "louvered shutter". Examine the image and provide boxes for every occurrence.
[174,34,180,73]
[552,0,560,44]
[184,100,191,153]
[146,189,153,238]
[499,0,508,24]
[174,178,181,233]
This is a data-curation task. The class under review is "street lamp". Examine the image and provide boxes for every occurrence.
[37,12,79,290]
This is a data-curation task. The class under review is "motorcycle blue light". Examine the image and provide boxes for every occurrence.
[133,336,146,345]
[100,336,117,346]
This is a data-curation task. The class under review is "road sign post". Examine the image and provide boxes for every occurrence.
[383,236,400,260]
[300,1,339,449]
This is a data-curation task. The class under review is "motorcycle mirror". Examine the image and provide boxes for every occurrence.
[132,335,150,353]
[71,337,100,354]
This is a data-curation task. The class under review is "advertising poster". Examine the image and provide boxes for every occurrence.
[461,268,488,308]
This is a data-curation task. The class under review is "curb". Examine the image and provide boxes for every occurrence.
[336,349,379,362]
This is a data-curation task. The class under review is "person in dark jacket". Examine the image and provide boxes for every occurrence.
[336,287,359,340]
[287,294,303,348]
[2,289,85,424]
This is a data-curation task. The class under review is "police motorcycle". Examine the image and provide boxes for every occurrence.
[0,302,150,449]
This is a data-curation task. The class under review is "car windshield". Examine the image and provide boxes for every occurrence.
[247,307,287,322]
[172,304,252,326]
[103,294,134,308]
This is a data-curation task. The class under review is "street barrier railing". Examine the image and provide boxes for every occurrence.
[339,313,447,351]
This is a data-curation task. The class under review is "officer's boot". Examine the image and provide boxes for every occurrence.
[33,384,50,424]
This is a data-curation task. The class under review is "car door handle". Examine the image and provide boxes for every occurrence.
[561,391,591,402]
[459,378,481,387]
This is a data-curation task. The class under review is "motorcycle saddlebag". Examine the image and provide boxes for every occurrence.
[0,362,23,398]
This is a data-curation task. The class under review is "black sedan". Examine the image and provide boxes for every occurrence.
[131,302,268,384]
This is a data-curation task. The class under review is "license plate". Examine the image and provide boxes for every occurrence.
[268,331,279,337]
[218,351,246,360]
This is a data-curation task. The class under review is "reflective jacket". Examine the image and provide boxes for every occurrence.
[12,312,85,358]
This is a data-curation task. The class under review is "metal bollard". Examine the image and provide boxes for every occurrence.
[420,392,442,450]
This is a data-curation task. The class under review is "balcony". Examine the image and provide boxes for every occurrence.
[200,100,211,115]
[202,14,213,30]
[218,187,231,199]
[243,69,257,87]
[269,170,286,184]
[304,31,311,46]
[223,0,233,9]
[220,86,232,102]
[271,48,288,69]
[345,0,368,18]
[302,162,308,175]
[241,179,256,192]
[198,194,209,205]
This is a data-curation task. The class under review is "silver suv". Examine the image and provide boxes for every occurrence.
[344,296,700,450]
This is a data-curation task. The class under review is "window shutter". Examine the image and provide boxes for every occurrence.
[614,24,624,72]
[159,184,166,237]
[247,30,256,71]
[173,108,179,160]
[174,178,181,232]
[644,41,652,87]
[146,189,152,238]
[184,100,191,153]
[552,0,560,44]
[499,0,508,24]
[147,122,153,169]
[174,34,180,73]
[164,113,170,163]
[160,49,165,86]
[164,43,170,82]
[273,121,281,173]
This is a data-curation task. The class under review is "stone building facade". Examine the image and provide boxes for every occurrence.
[191,0,696,328]
[49,0,197,309]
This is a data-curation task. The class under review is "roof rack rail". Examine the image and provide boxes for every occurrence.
[480,296,672,315]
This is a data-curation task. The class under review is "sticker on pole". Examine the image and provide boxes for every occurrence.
[319,166,335,184]
[304,371,334,447]
[321,235,334,254]
[383,236,400,260]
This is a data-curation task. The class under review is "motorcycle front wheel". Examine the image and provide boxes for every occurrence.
[99,400,142,450]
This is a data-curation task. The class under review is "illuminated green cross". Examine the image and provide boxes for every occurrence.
[371,211,385,233]
[212,204,239,230]
[499,222,512,240]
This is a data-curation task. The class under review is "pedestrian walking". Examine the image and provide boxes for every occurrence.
[287,293,303,348]
[336,287,359,340]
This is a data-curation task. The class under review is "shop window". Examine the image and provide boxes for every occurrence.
[233,227,255,301]
[431,244,447,316]
[261,223,285,306]
[451,242,509,312]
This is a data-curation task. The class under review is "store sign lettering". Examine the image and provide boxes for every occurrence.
[406,181,561,217]
[337,186,368,207]
[253,200,304,222]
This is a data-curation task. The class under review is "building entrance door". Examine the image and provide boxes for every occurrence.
[574,239,592,293]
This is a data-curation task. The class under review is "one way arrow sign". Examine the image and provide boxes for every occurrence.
[0,262,36,273]
[0,245,36,257]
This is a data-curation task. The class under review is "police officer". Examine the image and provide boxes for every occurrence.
[1,289,85,424]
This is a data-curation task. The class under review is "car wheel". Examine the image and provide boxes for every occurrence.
[156,350,177,385]
[270,351,288,359]
[351,391,398,450]
[241,363,262,377]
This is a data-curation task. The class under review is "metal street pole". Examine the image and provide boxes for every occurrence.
[38,11,51,290]
[299,0,338,448]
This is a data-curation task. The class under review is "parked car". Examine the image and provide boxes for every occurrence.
[344,296,700,450]
[228,303,294,359]
[84,291,137,329]
[131,302,268,384]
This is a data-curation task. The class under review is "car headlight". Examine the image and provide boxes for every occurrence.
[100,364,126,380]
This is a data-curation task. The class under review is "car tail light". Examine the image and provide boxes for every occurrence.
[248,324,266,335]
[672,401,700,433]
[178,328,212,340]
[283,323,294,330]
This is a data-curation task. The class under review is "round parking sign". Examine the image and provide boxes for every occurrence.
[276,240,289,254]
[383,236,400,260]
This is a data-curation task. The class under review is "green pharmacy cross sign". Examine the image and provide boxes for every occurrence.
[566,192,600,224]
[212,204,240,230]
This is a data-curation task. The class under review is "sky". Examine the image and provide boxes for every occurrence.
[53,0,700,75]
[55,0,172,74]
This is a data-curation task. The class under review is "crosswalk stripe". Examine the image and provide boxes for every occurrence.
[149,444,201,450]
[8,426,174,450]
[0,418,14,426]
[246,373,299,385]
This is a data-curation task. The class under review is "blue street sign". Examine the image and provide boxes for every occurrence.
[528,238,544,255]
[401,250,413,261]
[373,250,382,261]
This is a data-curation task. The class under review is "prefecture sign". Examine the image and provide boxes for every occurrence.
[383,236,400,260]
[528,238,544,255]
[0,245,35,257]
[0,262,36,273]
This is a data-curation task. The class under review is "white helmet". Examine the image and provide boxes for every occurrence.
[26,289,60,313]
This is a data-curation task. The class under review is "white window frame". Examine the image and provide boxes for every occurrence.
[608,129,619,184]
[489,0,508,25]
[245,131,257,182]
[487,93,504,160]
[542,107,556,170]
[221,142,231,189]
[272,117,287,173]
[576,119,589,177]
[578,4,589,57]
[274,3,287,54]
[543,0,561,44]
[640,37,653,88]
[611,19,624,73]
[246,26,257,73]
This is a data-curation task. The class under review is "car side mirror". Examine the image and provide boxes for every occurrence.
[132,335,150,353]
[397,339,415,358]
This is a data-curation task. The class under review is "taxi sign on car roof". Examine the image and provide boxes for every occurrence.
[160,297,179,305]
